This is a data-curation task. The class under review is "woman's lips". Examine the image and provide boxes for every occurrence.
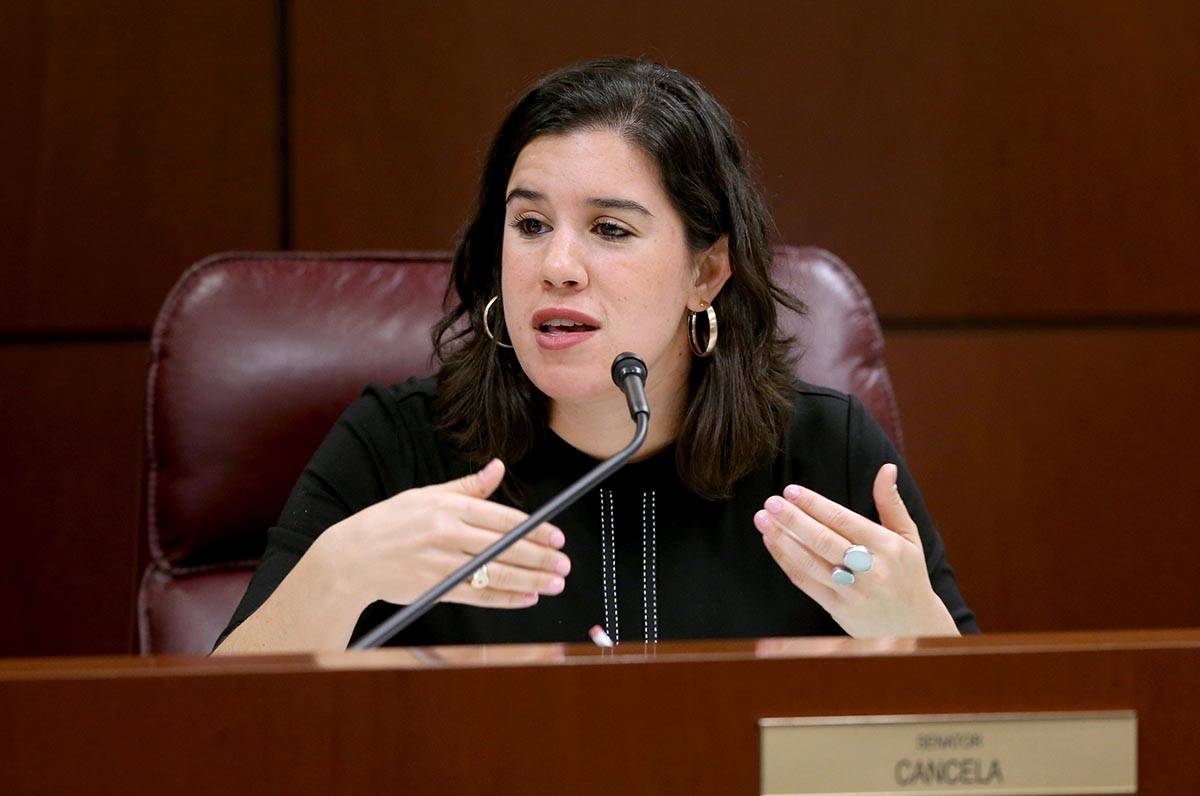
[535,328,598,350]
[530,307,601,351]
[531,307,601,328]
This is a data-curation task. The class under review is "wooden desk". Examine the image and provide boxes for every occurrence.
[2,629,1197,794]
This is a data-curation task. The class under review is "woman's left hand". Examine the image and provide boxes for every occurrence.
[753,463,959,638]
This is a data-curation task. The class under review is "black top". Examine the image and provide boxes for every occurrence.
[217,378,978,648]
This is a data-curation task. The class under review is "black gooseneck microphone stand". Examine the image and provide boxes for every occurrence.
[351,352,650,650]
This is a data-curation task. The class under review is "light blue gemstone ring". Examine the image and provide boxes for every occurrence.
[843,544,874,573]
[831,566,856,586]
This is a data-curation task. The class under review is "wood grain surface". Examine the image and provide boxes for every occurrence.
[1,630,1197,794]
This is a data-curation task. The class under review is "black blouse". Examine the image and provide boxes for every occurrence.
[217,377,978,648]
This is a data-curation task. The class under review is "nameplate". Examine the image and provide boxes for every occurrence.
[760,711,1136,795]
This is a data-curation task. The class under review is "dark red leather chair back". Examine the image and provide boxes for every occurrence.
[138,247,904,654]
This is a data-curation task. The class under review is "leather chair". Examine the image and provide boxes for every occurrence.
[138,247,905,654]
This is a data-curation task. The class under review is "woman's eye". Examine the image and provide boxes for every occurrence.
[594,221,630,240]
[510,217,548,237]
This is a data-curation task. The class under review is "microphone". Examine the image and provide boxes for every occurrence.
[611,352,649,419]
[351,353,651,649]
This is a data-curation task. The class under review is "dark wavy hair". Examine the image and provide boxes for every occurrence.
[432,57,805,500]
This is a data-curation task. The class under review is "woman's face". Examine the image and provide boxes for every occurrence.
[500,128,708,406]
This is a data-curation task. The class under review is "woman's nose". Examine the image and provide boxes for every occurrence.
[540,230,588,289]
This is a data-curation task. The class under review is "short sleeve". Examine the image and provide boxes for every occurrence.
[212,384,420,649]
[845,395,980,634]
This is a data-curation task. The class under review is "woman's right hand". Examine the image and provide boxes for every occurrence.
[316,458,571,610]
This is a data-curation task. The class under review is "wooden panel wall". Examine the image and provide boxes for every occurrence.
[290,0,1200,321]
[0,2,279,656]
[887,327,1200,631]
[2,0,1197,655]
[0,345,147,655]
[0,2,280,332]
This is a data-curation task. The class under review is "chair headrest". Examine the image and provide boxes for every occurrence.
[143,246,901,571]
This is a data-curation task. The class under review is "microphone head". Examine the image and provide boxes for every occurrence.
[611,352,648,385]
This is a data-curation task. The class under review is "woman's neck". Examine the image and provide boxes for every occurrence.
[548,349,690,462]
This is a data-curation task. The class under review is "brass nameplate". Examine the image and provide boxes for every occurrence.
[760,711,1136,795]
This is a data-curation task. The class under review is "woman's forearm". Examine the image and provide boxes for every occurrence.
[212,526,367,654]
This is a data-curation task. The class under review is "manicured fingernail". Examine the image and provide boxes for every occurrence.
[783,484,802,500]
[554,556,571,576]
[765,496,785,513]
[754,509,771,530]
[522,592,539,604]
[545,577,565,595]
[550,529,566,548]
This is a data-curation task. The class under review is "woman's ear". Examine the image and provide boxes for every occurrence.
[690,235,732,306]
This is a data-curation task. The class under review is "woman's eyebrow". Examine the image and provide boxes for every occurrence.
[504,188,653,217]
[505,187,543,204]
[588,197,653,216]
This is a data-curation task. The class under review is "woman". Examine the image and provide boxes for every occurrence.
[214,58,977,654]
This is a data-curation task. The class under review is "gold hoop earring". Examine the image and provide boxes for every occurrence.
[688,301,718,357]
[483,296,514,349]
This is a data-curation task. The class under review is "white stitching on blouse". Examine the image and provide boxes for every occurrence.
[641,490,659,644]
[611,489,619,644]
[642,492,649,643]
[600,489,612,643]
[600,488,619,645]
[650,489,658,643]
